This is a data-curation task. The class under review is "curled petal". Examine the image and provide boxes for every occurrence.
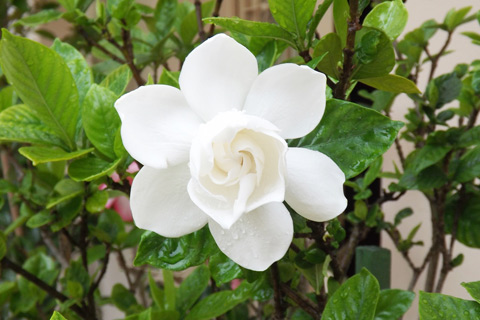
[208,202,293,271]
[243,64,326,139]
[130,164,208,237]
[179,34,258,122]
[115,85,202,169]
[285,148,347,222]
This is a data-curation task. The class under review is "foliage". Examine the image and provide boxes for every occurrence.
[0,0,478,319]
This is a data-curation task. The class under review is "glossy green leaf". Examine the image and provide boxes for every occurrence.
[52,39,93,107]
[204,17,296,47]
[444,6,472,31]
[333,0,349,47]
[445,194,480,248]
[268,0,316,38]
[163,269,176,311]
[454,146,480,183]
[374,289,415,320]
[419,291,480,320]
[82,84,121,160]
[185,280,254,320]
[0,29,78,150]
[363,0,408,40]
[256,40,287,72]
[359,74,421,94]
[100,64,132,97]
[289,99,403,179]
[14,9,63,27]
[321,268,380,320]
[177,265,210,315]
[353,27,395,79]
[0,104,66,148]
[50,311,68,320]
[68,157,121,182]
[134,227,218,271]
[313,33,342,79]
[19,146,93,166]
[462,281,480,304]
[209,251,243,286]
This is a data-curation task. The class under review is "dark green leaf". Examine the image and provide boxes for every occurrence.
[0,30,78,150]
[50,196,82,231]
[82,84,121,160]
[256,40,287,72]
[0,231,6,260]
[454,146,480,183]
[209,251,243,286]
[445,194,480,248]
[313,33,342,79]
[177,265,210,315]
[353,27,395,79]
[87,245,107,265]
[404,144,451,175]
[462,281,480,304]
[19,146,93,166]
[359,74,421,94]
[268,0,316,38]
[394,208,413,226]
[0,105,66,148]
[289,99,403,179]
[363,0,408,40]
[26,210,54,228]
[374,289,415,320]
[100,64,132,97]
[47,179,84,209]
[204,17,296,47]
[426,72,462,108]
[134,227,218,271]
[91,210,125,243]
[419,291,480,320]
[68,156,121,182]
[399,165,448,191]
[321,268,380,320]
[112,283,142,313]
[51,39,93,107]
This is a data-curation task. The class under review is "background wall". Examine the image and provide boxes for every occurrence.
[381,0,480,317]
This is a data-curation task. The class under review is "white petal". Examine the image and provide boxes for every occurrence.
[285,148,347,222]
[130,164,208,237]
[208,202,293,271]
[243,64,327,139]
[115,85,202,169]
[179,34,258,122]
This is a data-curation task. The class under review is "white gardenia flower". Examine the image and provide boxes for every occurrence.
[115,34,347,271]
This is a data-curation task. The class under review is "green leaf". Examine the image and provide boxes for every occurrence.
[107,0,135,19]
[158,69,180,89]
[404,144,451,175]
[19,146,93,166]
[51,39,93,107]
[333,0,349,47]
[394,208,413,226]
[0,29,78,150]
[26,210,54,228]
[50,311,68,320]
[180,1,214,44]
[419,291,480,320]
[374,289,415,320]
[0,104,66,148]
[100,64,132,97]
[321,268,380,320]
[204,17,296,47]
[134,227,218,271]
[0,230,6,260]
[454,146,480,183]
[289,99,403,179]
[362,156,383,189]
[426,72,462,108]
[148,272,164,310]
[91,210,125,243]
[154,0,177,39]
[68,156,121,182]
[359,74,421,94]
[163,269,176,311]
[353,27,395,79]
[445,194,480,248]
[462,281,480,304]
[82,84,121,160]
[185,280,254,320]
[307,0,334,46]
[177,265,210,315]
[112,283,142,314]
[0,86,16,112]
[363,0,408,40]
[85,190,109,213]
[313,33,342,79]
[444,6,472,31]
[209,251,243,286]
[47,179,84,209]
[14,9,63,27]
[268,0,316,39]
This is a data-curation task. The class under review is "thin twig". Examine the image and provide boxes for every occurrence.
[271,263,286,320]
[194,0,206,42]
[280,283,320,319]
[208,0,223,37]
[117,249,135,290]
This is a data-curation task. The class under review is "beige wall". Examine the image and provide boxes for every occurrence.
[382,0,480,317]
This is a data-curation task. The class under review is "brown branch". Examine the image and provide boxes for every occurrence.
[194,1,206,42]
[89,244,112,296]
[333,0,361,99]
[208,0,223,37]
[120,21,145,86]
[78,28,125,64]
[2,257,87,318]
[271,263,286,320]
[427,31,453,82]
[337,223,370,280]
[117,249,135,291]
[280,283,320,319]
